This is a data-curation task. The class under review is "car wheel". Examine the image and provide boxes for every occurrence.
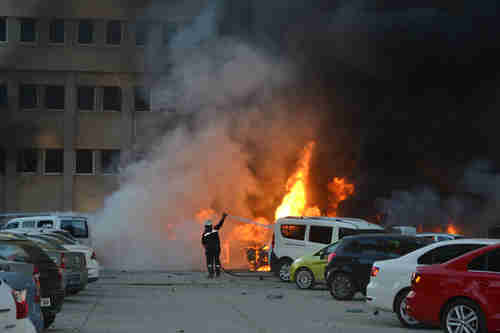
[329,272,356,300]
[278,258,293,282]
[44,313,56,329]
[295,268,314,289]
[395,289,422,328]
[442,299,486,333]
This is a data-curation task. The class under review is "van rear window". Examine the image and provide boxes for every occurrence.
[281,224,306,241]
[61,219,88,238]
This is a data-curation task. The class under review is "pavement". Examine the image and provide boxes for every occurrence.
[48,270,438,333]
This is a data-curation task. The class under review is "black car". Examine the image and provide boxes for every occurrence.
[324,234,430,300]
[0,233,64,328]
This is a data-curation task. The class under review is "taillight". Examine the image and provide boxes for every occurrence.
[33,266,40,303]
[328,252,336,262]
[11,289,28,319]
[60,253,66,269]
[411,272,422,286]
[91,251,97,260]
[371,266,380,277]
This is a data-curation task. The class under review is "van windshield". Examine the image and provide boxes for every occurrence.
[60,219,88,238]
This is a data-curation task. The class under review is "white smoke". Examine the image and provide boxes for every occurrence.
[93,3,320,270]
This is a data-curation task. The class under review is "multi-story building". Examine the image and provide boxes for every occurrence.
[0,0,207,213]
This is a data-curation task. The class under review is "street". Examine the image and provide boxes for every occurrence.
[49,270,438,333]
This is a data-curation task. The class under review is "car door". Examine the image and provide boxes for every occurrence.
[306,225,334,255]
[354,237,384,289]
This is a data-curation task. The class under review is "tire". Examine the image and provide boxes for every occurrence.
[395,289,422,328]
[328,272,356,300]
[295,268,315,289]
[43,312,56,329]
[278,258,293,282]
[442,299,486,333]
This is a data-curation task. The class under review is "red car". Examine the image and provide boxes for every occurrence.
[406,242,500,333]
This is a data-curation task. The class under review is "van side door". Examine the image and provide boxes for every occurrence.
[306,225,334,254]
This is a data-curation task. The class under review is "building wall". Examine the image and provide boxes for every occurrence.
[0,0,208,213]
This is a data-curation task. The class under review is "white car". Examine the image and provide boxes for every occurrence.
[416,232,464,242]
[366,238,499,328]
[0,279,36,333]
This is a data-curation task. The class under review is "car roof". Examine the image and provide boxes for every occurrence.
[276,216,384,230]
[417,233,462,237]
[341,233,419,241]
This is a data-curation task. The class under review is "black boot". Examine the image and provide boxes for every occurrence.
[215,266,221,277]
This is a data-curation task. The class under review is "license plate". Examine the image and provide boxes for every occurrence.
[40,297,51,307]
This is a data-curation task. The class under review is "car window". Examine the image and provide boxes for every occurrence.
[309,226,333,244]
[468,248,500,272]
[419,244,485,265]
[37,220,54,228]
[437,236,452,242]
[316,242,340,256]
[280,224,306,241]
[22,220,36,228]
[60,219,89,238]
[339,228,384,239]
[5,222,19,229]
[0,243,31,262]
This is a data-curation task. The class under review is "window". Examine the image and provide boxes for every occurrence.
[75,149,94,174]
[77,86,95,110]
[78,20,94,44]
[309,226,333,244]
[37,220,53,228]
[0,244,30,262]
[19,84,38,109]
[0,17,6,42]
[61,219,89,238]
[437,235,453,242]
[106,21,122,45]
[0,149,5,174]
[135,86,150,111]
[135,22,150,46]
[17,149,38,173]
[44,149,63,173]
[20,18,36,42]
[45,85,65,109]
[49,19,65,43]
[419,244,485,265]
[101,149,121,174]
[5,222,19,229]
[468,249,500,272]
[21,221,35,228]
[0,84,7,106]
[339,227,384,239]
[280,224,306,241]
[162,22,177,45]
[103,86,121,111]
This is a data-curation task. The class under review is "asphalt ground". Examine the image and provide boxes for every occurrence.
[47,270,439,333]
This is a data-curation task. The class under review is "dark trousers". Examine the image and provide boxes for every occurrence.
[205,249,221,276]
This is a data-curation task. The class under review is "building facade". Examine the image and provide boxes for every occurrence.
[0,0,207,213]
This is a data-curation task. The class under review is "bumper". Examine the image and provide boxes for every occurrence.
[41,289,65,314]
[18,319,37,333]
[366,281,395,312]
[405,290,440,325]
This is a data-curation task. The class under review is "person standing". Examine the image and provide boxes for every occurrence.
[202,212,227,278]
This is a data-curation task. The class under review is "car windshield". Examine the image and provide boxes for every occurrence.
[316,241,340,257]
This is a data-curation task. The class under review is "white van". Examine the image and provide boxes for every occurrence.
[2,214,92,246]
[270,216,385,281]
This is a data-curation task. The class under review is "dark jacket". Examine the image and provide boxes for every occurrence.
[201,215,226,252]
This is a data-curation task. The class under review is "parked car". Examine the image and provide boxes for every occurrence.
[406,243,500,333]
[270,216,385,281]
[0,233,64,329]
[0,276,36,333]
[0,270,44,332]
[366,238,499,328]
[19,234,88,295]
[289,241,340,289]
[30,232,99,283]
[2,214,92,246]
[416,233,464,242]
[324,234,429,300]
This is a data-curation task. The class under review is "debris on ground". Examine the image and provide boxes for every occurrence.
[241,290,248,295]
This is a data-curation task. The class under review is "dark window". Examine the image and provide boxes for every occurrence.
[280,224,306,241]
[44,149,63,173]
[106,21,122,45]
[37,220,53,228]
[20,18,36,42]
[382,238,426,258]
[468,249,500,272]
[101,149,121,174]
[103,87,121,111]
[0,84,7,106]
[17,149,38,173]
[135,22,150,46]
[468,254,487,271]
[77,86,95,110]
[49,19,65,43]
[75,150,93,174]
[78,20,93,44]
[61,219,88,238]
[19,84,38,109]
[22,221,35,228]
[0,244,31,262]
[135,86,150,111]
[45,85,65,109]
[0,149,5,174]
[437,236,452,242]
[162,23,177,45]
[419,244,485,265]
[5,222,19,229]
[0,18,6,42]
[339,227,384,239]
[487,249,500,272]
[309,226,333,244]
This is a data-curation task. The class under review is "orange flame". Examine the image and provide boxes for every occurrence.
[327,177,355,216]
[446,224,459,235]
